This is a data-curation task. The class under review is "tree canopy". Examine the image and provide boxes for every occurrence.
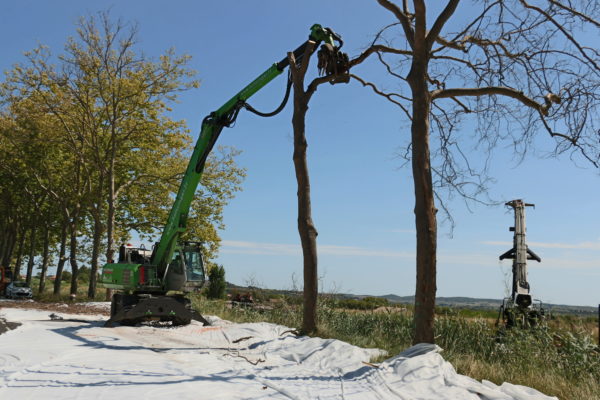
[0,12,245,298]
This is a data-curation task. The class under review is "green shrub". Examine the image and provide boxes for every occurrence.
[61,270,72,282]
[206,265,226,299]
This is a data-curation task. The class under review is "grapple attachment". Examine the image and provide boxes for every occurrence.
[311,25,350,84]
[317,43,350,83]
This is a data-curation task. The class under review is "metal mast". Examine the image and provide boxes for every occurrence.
[499,199,541,308]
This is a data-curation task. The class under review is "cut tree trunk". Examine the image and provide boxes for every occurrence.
[288,47,319,334]
[408,54,437,345]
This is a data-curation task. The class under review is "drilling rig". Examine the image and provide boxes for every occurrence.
[497,199,545,328]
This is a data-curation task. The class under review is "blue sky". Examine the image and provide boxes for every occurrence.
[2,1,598,306]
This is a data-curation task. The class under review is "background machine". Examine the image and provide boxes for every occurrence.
[497,199,545,328]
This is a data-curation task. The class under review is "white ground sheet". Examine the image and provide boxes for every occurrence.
[0,307,557,399]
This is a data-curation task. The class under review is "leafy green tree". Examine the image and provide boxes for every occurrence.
[1,12,244,300]
[206,264,226,299]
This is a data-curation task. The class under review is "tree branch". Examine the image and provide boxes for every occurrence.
[426,0,460,51]
[305,75,336,101]
[518,0,600,72]
[413,0,427,47]
[350,44,412,68]
[431,86,560,116]
[376,0,415,49]
[548,0,600,28]
[350,74,412,119]
[288,41,316,94]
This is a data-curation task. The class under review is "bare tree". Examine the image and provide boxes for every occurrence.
[287,44,321,334]
[287,39,348,333]
[348,0,600,344]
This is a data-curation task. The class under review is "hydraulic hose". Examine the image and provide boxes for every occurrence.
[243,72,292,118]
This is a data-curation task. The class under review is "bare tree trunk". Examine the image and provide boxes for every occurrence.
[88,213,103,299]
[407,35,437,345]
[25,225,38,286]
[53,222,68,295]
[12,226,26,280]
[38,226,50,293]
[0,220,7,264]
[293,102,319,334]
[106,154,116,264]
[0,219,17,268]
[288,46,319,334]
[105,159,116,302]
[69,218,79,297]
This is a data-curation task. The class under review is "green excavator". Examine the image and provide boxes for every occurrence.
[100,24,349,327]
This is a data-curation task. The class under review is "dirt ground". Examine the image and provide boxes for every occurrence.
[0,300,110,316]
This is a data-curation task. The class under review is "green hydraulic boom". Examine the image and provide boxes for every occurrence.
[100,24,349,327]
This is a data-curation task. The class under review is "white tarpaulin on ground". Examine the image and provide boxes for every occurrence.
[0,307,557,399]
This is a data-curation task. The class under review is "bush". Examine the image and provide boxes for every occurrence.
[76,266,90,283]
[336,296,390,310]
[61,270,72,282]
[206,265,226,299]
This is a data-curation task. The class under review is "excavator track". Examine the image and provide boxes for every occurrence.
[104,293,209,327]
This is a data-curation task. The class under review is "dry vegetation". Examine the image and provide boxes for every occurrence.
[191,294,600,400]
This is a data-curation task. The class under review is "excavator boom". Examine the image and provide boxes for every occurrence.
[100,24,349,326]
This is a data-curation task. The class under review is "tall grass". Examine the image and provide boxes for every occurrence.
[191,295,600,400]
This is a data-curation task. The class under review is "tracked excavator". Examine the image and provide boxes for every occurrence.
[100,24,349,327]
[497,199,545,328]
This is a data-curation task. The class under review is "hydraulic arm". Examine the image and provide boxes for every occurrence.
[101,24,349,326]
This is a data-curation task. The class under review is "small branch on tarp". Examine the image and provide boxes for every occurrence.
[226,350,266,366]
[48,313,95,323]
[362,361,380,368]
[232,336,253,344]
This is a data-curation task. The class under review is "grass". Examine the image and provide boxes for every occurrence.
[191,294,600,400]
[27,277,108,303]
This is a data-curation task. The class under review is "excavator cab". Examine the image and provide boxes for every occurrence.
[165,241,206,292]
[182,242,205,282]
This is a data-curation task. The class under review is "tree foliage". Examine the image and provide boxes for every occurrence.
[206,264,226,300]
[0,12,245,297]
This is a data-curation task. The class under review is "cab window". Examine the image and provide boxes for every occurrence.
[183,249,205,282]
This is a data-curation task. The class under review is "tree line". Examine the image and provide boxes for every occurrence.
[0,13,245,298]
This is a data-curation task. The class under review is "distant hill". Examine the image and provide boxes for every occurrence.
[227,282,598,317]
[370,294,597,316]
